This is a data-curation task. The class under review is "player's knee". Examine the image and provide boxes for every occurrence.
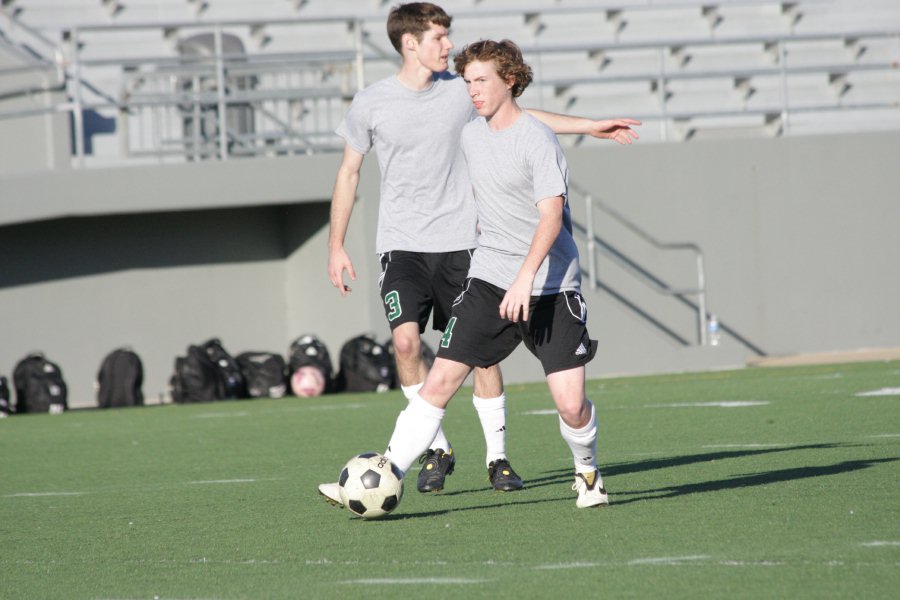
[422,366,463,400]
[391,331,420,361]
[557,401,590,429]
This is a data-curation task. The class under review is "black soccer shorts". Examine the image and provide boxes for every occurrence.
[436,278,598,375]
[378,250,473,333]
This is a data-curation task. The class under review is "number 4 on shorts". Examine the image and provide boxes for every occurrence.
[440,317,457,348]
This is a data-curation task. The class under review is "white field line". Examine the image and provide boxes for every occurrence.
[868,433,900,438]
[4,479,282,499]
[628,555,712,565]
[523,401,769,416]
[3,491,86,498]
[191,411,250,419]
[11,556,900,570]
[301,402,370,411]
[861,541,900,547]
[644,401,770,408]
[274,402,372,413]
[855,388,900,397]
[536,556,711,569]
[533,561,606,570]
[340,578,487,585]
[188,479,258,485]
[533,557,900,569]
[717,560,785,566]
[189,402,372,419]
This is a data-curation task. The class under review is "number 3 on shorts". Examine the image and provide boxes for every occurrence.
[384,290,402,321]
[440,317,457,348]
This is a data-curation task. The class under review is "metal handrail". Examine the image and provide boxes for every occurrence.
[569,181,709,345]
[24,0,822,33]
[1,9,898,166]
[541,61,900,89]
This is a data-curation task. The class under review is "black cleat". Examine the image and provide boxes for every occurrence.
[416,448,455,493]
[488,458,524,492]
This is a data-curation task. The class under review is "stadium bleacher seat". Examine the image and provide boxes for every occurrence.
[2,0,897,159]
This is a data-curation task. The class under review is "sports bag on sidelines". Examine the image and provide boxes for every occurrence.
[201,338,247,400]
[96,348,144,408]
[0,376,11,417]
[335,334,395,393]
[170,345,219,404]
[12,352,68,414]
[288,334,334,396]
[236,351,287,398]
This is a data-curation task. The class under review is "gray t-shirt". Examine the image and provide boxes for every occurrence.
[461,111,581,295]
[335,73,478,254]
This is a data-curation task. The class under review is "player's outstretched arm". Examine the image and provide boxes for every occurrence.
[328,145,365,297]
[525,110,641,145]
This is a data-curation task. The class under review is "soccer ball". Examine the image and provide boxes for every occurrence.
[338,452,404,519]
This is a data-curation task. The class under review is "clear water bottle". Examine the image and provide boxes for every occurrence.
[708,314,721,346]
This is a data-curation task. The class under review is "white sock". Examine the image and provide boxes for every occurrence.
[402,382,450,452]
[559,402,601,484]
[385,393,445,476]
[473,394,507,467]
[400,382,424,399]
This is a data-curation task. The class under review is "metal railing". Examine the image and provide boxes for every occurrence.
[60,20,376,165]
[525,28,900,140]
[569,181,710,346]
[1,5,899,167]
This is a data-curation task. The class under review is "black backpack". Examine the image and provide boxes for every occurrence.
[288,334,334,392]
[335,334,395,393]
[170,345,220,404]
[12,353,68,414]
[96,348,144,408]
[202,338,247,399]
[236,351,287,398]
[0,376,11,416]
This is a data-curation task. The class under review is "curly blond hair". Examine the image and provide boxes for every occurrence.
[453,39,533,97]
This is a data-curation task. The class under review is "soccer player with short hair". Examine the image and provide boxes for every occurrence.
[321,3,635,503]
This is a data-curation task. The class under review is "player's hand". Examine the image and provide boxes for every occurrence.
[500,279,533,323]
[586,118,641,144]
[328,247,356,297]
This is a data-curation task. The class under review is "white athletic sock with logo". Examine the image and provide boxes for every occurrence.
[473,394,507,467]
[402,382,450,452]
[559,401,601,483]
[385,393,445,476]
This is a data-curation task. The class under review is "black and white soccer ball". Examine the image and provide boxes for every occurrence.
[338,452,404,519]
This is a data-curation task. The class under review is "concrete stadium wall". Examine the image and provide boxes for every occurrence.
[566,130,900,374]
[1,132,898,408]
[0,154,380,408]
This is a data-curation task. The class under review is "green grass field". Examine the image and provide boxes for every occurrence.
[2,360,899,599]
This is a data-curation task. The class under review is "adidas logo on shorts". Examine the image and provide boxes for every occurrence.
[575,343,587,356]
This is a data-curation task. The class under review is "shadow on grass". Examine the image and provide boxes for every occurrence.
[604,442,858,477]
[611,457,899,505]
[521,442,861,491]
[384,494,570,521]
[382,443,897,516]
[423,444,859,499]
